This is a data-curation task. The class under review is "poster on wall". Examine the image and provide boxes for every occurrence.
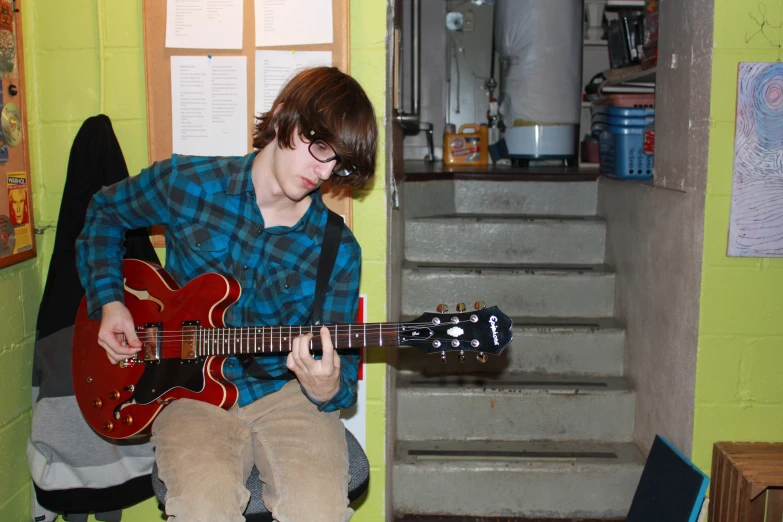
[728,62,783,257]
[1,171,32,258]
[0,0,15,75]
[340,294,367,450]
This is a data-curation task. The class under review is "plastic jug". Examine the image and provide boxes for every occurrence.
[443,124,489,165]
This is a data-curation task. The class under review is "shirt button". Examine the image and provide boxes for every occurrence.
[243,265,249,270]
[256,228,263,235]
[195,242,201,247]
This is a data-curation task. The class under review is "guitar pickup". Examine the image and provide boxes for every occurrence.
[181,320,200,360]
[141,323,162,361]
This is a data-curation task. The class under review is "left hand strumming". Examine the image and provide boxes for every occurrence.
[287,326,341,403]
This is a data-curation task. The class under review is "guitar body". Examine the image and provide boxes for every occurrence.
[72,259,241,439]
[73,259,514,440]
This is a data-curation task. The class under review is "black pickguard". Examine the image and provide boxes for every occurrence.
[134,359,207,404]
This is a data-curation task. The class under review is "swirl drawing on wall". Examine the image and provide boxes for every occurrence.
[728,62,783,257]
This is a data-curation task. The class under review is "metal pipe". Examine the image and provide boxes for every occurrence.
[397,0,420,127]
[411,0,420,116]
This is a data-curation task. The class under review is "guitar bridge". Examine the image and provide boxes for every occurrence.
[141,323,162,361]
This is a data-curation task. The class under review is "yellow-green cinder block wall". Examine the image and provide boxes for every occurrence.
[1,0,388,520]
[692,0,783,477]
[350,0,389,520]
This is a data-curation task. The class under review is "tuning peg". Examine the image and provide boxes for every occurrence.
[456,302,466,312]
[436,303,449,313]
[440,351,446,363]
[476,352,488,363]
[474,301,486,310]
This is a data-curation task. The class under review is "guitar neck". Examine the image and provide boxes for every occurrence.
[196,323,400,355]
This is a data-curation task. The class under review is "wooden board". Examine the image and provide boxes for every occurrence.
[141,0,353,246]
[0,0,35,269]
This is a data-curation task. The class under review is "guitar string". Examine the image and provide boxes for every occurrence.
[119,321,493,356]
[123,338,486,356]
[126,321,473,340]
[127,334,485,345]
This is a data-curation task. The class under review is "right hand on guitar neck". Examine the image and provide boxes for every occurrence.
[98,301,142,364]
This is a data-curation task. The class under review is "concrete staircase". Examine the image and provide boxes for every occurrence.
[393,179,644,519]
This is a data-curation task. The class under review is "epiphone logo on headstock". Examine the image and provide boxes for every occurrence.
[489,315,500,346]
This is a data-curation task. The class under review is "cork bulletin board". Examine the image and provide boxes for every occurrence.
[141,0,353,246]
[0,0,35,270]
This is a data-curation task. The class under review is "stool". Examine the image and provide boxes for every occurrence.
[710,442,783,522]
[152,429,369,522]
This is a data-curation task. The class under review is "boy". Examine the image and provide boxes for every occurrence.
[76,66,378,521]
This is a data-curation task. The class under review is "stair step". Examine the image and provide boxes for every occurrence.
[396,373,634,442]
[453,180,598,216]
[398,318,624,376]
[393,440,643,518]
[402,265,615,319]
[405,216,606,265]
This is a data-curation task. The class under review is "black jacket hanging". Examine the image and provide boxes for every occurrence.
[29,115,160,520]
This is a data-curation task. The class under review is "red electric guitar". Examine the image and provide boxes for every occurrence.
[72,259,513,439]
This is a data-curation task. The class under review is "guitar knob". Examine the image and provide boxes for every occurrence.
[456,302,466,312]
[109,390,121,400]
[121,415,133,427]
[436,304,448,313]
[460,350,465,363]
[440,351,446,363]
[474,301,486,310]
[102,421,114,432]
[92,398,103,409]
[476,352,488,364]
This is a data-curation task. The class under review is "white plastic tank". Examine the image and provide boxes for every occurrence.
[495,0,583,159]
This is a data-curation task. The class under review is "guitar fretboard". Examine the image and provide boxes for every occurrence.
[196,323,401,355]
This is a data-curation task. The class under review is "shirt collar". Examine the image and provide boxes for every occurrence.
[226,151,259,195]
[268,189,326,239]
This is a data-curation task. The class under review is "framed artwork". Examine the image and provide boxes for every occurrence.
[728,62,783,257]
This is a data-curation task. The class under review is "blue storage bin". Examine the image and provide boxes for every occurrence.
[592,107,654,128]
[607,106,655,117]
[599,125,654,180]
[606,115,654,127]
[593,105,655,123]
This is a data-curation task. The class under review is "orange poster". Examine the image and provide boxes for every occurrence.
[3,171,31,255]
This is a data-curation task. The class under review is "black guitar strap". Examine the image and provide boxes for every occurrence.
[240,209,344,380]
[310,209,344,326]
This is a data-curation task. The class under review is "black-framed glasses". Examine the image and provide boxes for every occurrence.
[306,131,355,177]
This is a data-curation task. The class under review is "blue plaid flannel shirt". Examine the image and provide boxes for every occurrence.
[76,152,361,411]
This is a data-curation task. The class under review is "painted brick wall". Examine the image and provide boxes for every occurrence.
[350,0,389,520]
[692,0,783,476]
[1,0,388,520]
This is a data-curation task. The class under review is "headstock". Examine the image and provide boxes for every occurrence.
[400,302,513,361]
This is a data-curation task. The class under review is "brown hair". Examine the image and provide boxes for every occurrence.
[253,67,378,187]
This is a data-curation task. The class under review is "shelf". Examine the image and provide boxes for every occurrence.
[584,39,608,47]
[599,65,656,94]
[403,161,601,181]
[605,0,645,11]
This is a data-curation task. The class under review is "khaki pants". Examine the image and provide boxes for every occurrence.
[152,380,352,522]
